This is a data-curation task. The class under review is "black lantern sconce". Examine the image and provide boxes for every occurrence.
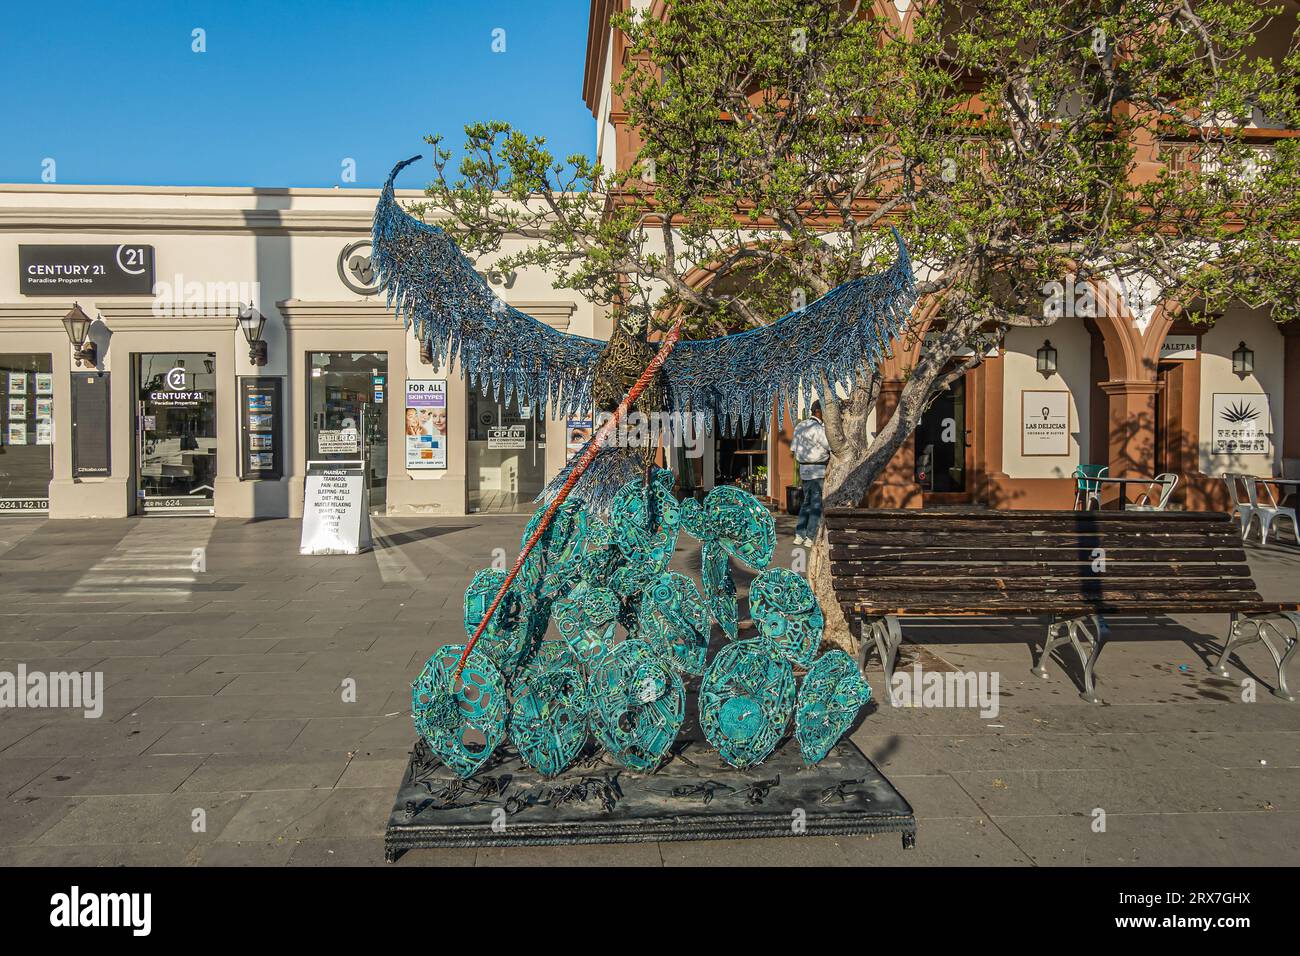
[1232,341,1254,379]
[238,304,268,367]
[61,303,97,368]
[1036,339,1058,378]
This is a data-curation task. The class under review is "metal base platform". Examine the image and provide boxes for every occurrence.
[384,734,916,861]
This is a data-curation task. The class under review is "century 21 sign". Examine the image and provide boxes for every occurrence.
[20,244,155,296]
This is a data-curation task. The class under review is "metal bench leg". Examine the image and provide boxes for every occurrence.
[1213,611,1297,702]
[1035,614,1105,704]
[856,615,902,702]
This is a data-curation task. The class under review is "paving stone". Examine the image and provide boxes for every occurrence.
[2,721,168,758]
[215,787,392,842]
[15,754,206,797]
[35,791,248,847]
[143,719,309,755]
[180,752,351,792]
[992,810,1300,866]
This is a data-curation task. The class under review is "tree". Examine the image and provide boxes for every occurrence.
[415,0,1300,650]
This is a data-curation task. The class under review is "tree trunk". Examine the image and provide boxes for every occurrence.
[808,368,941,654]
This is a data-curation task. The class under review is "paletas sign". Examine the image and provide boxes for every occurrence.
[20,244,155,295]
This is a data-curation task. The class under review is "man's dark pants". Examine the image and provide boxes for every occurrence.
[796,477,823,540]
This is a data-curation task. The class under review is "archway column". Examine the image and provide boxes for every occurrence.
[1099,379,1161,489]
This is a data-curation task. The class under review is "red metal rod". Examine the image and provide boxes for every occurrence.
[452,317,686,683]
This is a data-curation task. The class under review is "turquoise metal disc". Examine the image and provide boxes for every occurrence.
[588,639,684,772]
[411,644,508,779]
[699,638,795,768]
[508,641,590,777]
[795,650,873,765]
[638,571,711,675]
[750,567,824,667]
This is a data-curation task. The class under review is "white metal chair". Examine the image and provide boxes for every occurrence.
[1125,473,1179,511]
[1223,474,1260,540]
[1248,476,1300,546]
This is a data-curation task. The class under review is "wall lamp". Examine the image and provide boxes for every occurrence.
[61,303,97,368]
[1036,339,1058,378]
[238,304,268,367]
[1232,341,1254,378]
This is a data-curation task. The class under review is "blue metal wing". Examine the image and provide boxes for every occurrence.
[371,155,604,420]
[661,232,916,434]
[373,156,916,432]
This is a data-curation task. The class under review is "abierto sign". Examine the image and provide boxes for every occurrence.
[1021,390,1071,456]
[20,244,154,296]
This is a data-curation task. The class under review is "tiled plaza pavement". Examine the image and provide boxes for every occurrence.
[0,512,1296,867]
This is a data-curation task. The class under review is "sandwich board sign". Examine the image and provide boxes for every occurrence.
[300,459,372,555]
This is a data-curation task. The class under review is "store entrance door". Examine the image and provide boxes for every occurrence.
[136,353,218,515]
[467,386,545,513]
[915,376,967,497]
[307,351,389,513]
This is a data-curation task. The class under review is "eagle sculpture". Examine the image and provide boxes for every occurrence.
[372,155,917,779]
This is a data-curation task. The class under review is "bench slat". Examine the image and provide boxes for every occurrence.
[841,601,1297,616]
[830,575,1260,592]
[827,530,1234,547]
[826,512,1232,528]
[830,562,1256,579]
[837,588,1264,607]
[829,546,1249,563]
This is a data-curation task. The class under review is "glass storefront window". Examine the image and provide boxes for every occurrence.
[0,353,54,511]
[467,386,545,513]
[307,352,388,513]
[136,353,218,514]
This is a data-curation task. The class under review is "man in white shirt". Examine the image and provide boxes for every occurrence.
[790,401,831,546]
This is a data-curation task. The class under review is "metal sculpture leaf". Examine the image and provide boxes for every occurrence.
[508,641,591,777]
[685,485,775,570]
[462,568,532,672]
[638,571,711,675]
[588,639,685,772]
[750,567,825,667]
[699,638,796,769]
[795,651,872,765]
[552,585,620,668]
[700,540,738,640]
[411,644,508,779]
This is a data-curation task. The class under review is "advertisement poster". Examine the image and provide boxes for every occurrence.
[35,373,53,395]
[8,398,26,420]
[8,373,26,395]
[1212,392,1272,455]
[1021,390,1071,456]
[36,420,53,445]
[566,418,593,463]
[7,424,26,445]
[404,379,448,470]
[35,398,53,419]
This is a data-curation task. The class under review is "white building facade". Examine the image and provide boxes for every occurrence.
[0,183,603,519]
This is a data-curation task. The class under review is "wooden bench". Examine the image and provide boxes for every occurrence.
[825,509,1298,703]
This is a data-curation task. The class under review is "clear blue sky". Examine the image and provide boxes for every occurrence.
[0,0,595,189]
